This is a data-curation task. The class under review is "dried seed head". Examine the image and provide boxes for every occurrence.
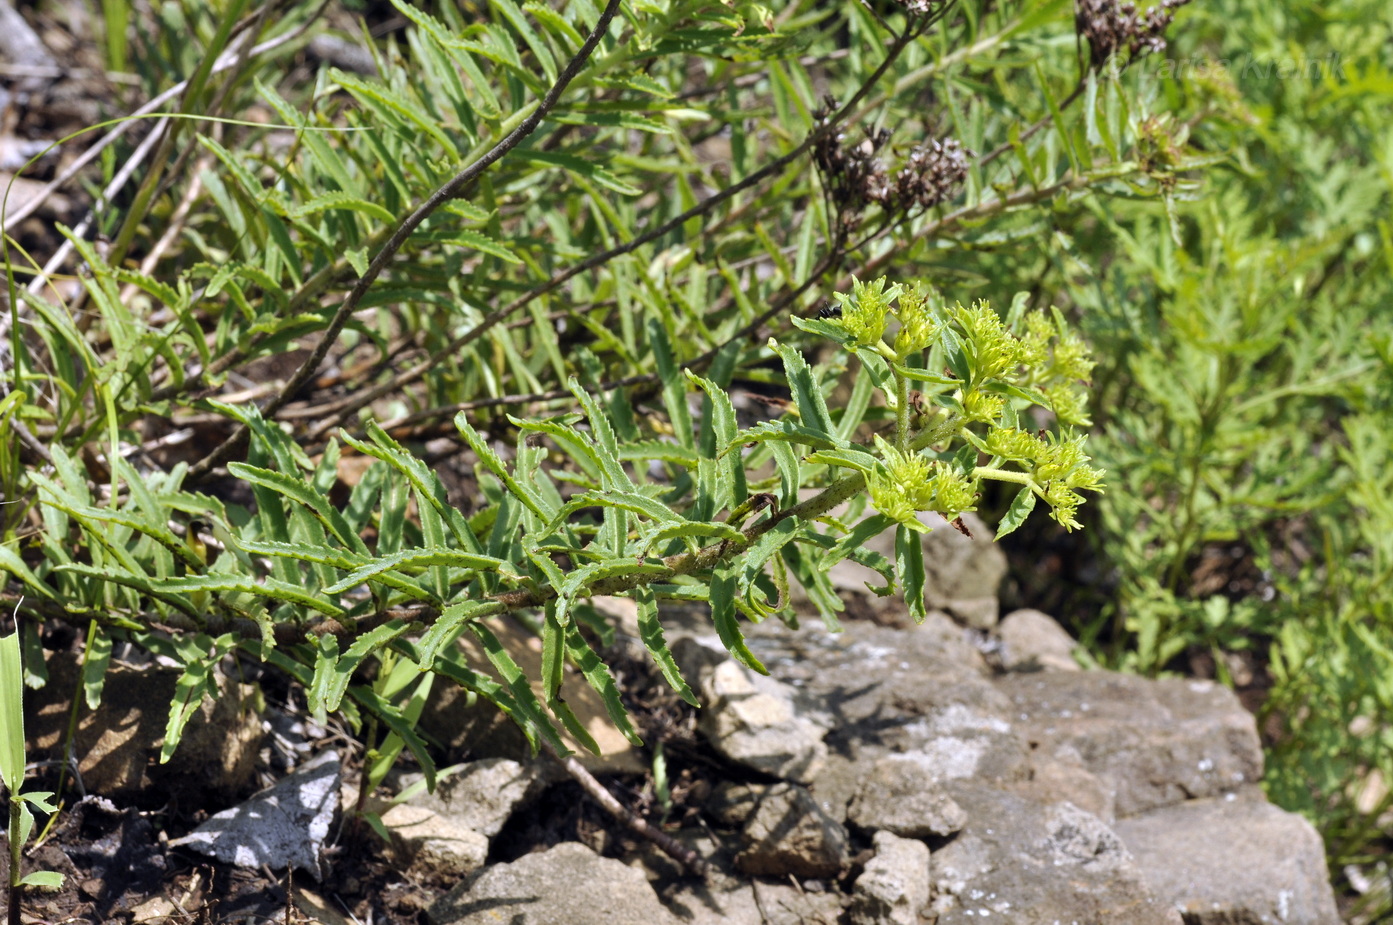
[892,137,971,211]
[812,107,970,223]
[1075,0,1193,67]
[895,0,948,16]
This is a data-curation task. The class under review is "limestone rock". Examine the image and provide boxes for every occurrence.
[1006,749,1117,823]
[705,782,770,828]
[849,831,930,925]
[696,656,828,783]
[931,784,1182,925]
[397,758,549,837]
[997,608,1080,672]
[1115,793,1341,925]
[377,802,490,880]
[846,754,967,837]
[172,751,340,880]
[660,880,763,925]
[751,879,846,925]
[807,752,861,824]
[27,651,261,798]
[428,842,682,925]
[997,672,1264,816]
[737,783,850,880]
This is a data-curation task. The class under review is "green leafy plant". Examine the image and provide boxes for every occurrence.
[6,274,1101,782]
[0,629,64,914]
[942,0,1393,895]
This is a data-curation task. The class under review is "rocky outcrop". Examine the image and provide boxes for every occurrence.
[412,595,1339,925]
[735,783,850,879]
[428,842,683,925]
[849,831,929,925]
[1114,792,1341,924]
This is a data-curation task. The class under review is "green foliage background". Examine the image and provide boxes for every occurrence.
[0,0,1388,907]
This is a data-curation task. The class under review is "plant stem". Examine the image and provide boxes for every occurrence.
[190,0,627,480]
[8,799,21,925]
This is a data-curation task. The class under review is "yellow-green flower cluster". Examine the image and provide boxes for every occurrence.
[961,388,1005,423]
[1042,383,1091,428]
[892,282,943,358]
[868,437,979,531]
[982,428,1104,531]
[832,276,900,348]
[1018,310,1094,424]
[954,301,1026,382]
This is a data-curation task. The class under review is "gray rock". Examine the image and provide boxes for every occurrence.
[997,608,1081,672]
[697,657,829,784]
[1114,793,1341,925]
[807,753,861,823]
[921,511,1007,626]
[399,758,549,837]
[1005,749,1117,823]
[377,801,490,879]
[931,783,1182,925]
[705,782,770,828]
[428,841,682,925]
[737,783,850,879]
[849,831,930,925]
[172,751,340,880]
[28,652,262,798]
[739,617,1018,781]
[870,701,1032,785]
[661,880,763,925]
[996,672,1264,816]
[847,754,967,837]
[751,879,845,925]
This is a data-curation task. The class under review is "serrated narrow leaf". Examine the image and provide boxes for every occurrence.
[563,621,642,746]
[732,419,847,452]
[82,626,112,710]
[649,320,693,450]
[804,448,880,474]
[566,379,632,489]
[772,340,837,438]
[522,151,641,196]
[312,621,411,717]
[633,586,697,705]
[350,685,437,791]
[769,440,800,510]
[551,110,672,134]
[995,486,1038,540]
[331,70,459,159]
[618,440,701,467]
[418,601,495,668]
[323,547,506,595]
[453,413,551,519]
[895,525,927,623]
[824,513,896,570]
[227,462,368,554]
[446,229,522,263]
[162,634,237,763]
[147,574,347,616]
[890,363,959,387]
[468,622,568,756]
[635,520,742,557]
[710,566,766,674]
[289,192,395,222]
[541,603,565,702]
